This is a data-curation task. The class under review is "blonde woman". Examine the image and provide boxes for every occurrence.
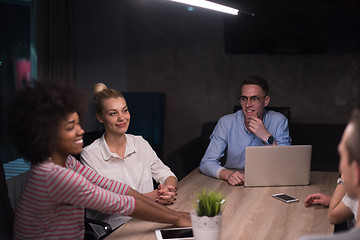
[81,83,178,229]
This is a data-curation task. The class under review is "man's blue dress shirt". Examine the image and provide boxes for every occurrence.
[199,110,291,178]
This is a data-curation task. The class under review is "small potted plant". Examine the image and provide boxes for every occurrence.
[190,188,225,240]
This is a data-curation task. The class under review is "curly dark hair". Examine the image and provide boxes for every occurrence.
[8,80,87,165]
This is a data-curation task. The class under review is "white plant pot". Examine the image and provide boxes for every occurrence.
[190,210,222,240]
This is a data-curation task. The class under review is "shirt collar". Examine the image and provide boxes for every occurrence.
[124,135,136,158]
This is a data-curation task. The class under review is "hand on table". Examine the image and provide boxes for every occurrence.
[228,171,245,186]
[304,193,331,207]
[156,184,177,205]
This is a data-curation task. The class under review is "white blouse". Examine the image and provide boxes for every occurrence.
[80,133,176,230]
[342,193,358,220]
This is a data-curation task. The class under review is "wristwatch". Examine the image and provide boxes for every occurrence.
[264,135,274,145]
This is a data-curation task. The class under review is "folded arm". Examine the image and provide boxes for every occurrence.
[69,156,191,227]
[328,181,354,224]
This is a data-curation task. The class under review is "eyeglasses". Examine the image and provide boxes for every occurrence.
[238,95,267,105]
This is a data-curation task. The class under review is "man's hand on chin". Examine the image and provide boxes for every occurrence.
[247,116,270,140]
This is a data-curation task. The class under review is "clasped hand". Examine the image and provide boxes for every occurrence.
[156,184,177,205]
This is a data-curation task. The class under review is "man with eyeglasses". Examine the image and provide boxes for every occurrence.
[199,75,291,185]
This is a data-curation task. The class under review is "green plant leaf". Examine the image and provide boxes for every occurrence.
[194,188,225,217]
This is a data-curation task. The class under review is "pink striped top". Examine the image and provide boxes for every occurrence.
[13,156,135,240]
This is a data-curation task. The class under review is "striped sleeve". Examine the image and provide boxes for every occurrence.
[68,156,131,194]
[47,157,135,215]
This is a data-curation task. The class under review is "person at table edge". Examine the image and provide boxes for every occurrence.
[299,108,360,239]
[199,75,292,185]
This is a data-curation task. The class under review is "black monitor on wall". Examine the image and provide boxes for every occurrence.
[224,0,360,54]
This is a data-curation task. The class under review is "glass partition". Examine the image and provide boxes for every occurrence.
[0,1,31,167]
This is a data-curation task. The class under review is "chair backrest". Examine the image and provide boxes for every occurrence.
[6,171,30,211]
[123,92,166,159]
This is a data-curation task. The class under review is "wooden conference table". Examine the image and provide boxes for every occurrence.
[106,168,338,240]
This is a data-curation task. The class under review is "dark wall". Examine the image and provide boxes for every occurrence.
[73,0,360,162]
[72,0,128,131]
[224,0,360,54]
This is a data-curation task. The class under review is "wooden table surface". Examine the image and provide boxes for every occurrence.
[105,168,338,240]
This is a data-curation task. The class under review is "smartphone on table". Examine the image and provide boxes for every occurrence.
[155,227,193,240]
[272,193,299,203]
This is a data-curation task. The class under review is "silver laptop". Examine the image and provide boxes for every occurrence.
[244,145,312,187]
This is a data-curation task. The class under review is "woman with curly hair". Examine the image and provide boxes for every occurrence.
[8,80,190,240]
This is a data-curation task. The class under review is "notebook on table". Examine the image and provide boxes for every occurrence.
[244,145,312,187]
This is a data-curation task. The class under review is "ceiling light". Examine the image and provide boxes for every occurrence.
[169,0,239,15]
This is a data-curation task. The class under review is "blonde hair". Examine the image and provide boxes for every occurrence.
[94,82,108,95]
[93,83,125,114]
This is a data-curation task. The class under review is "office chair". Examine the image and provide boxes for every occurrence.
[0,163,13,240]
[85,218,112,240]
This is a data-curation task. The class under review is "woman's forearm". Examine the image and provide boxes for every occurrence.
[164,176,178,188]
[127,188,190,227]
